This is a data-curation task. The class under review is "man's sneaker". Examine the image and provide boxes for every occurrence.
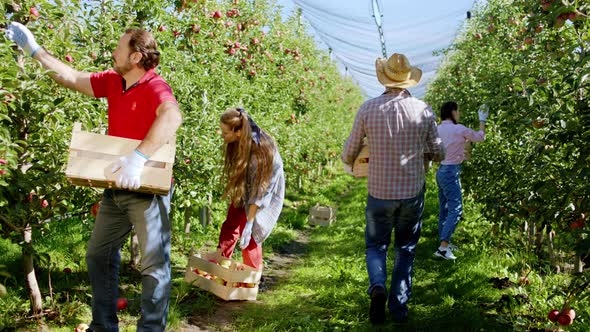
[434,246,457,260]
[369,286,387,325]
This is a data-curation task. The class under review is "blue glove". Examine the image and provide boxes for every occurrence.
[111,150,148,190]
[5,22,41,57]
[239,221,254,249]
[478,104,489,122]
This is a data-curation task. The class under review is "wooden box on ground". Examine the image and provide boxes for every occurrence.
[184,251,262,301]
[353,145,369,178]
[309,205,336,226]
[65,123,176,195]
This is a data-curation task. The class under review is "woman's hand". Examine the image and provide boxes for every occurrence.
[240,221,254,249]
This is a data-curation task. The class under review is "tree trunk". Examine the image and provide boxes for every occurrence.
[23,224,43,314]
[184,207,192,234]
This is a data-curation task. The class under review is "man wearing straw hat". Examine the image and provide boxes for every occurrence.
[342,53,445,325]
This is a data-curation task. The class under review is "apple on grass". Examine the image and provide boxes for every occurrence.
[116,297,128,311]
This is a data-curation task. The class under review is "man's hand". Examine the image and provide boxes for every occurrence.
[111,150,148,190]
[5,22,41,57]
[239,221,254,250]
[343,163,354,176]
[478,104,489,122]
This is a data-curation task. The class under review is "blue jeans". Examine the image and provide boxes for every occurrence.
[436,164,462,243]
[86,186,173,332]
[365,186,424,321]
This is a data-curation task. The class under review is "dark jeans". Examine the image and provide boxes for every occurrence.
[365,186,425,321]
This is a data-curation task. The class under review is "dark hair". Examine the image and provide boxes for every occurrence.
[125,28,160,70]
[440,101,458,124]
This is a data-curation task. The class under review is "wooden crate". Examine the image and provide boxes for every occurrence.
[184,251,262,301]
[65,123,175,195]
[309,205,336,226]
[353,145,369,178]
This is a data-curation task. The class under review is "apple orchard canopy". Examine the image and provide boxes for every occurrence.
[375,53,422,89]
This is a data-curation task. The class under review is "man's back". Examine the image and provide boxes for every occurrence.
[342,90,444,200]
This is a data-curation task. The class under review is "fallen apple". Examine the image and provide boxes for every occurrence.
[116,297,128,311]
[518,276,530,285]
[63,267,72,273]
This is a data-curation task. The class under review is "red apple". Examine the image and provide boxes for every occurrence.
[251,37,260,45]
[91,202,100,217]
[63,267,72,273]
[90,52,97,60]
[0,169,6,175]
[228,48,236,55]
[570,219,584,229]
[524,37,534,45]
[290,114,296,120]
[548,309,559,322]
[535,25,544,33]
[116,297,128,311]
[532,119,545,128]
[557,311,574,326]
[158,25,166,32]
[0,159,6,165]
[41,199,49,208]
[248,69,256,76]
[29,7,40,18]
[212,10,222,19]
[518,276,530,285]
[184,158,191,165]
[191,24,200,33]
[65,54,74,63]
[48,24,54,30]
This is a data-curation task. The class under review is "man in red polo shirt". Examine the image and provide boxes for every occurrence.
[7,22,182,331]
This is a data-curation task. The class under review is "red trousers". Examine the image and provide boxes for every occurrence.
[217,203,263,269]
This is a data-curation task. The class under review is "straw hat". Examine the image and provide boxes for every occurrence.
[375,53,422,89]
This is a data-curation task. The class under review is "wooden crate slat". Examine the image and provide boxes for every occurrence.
[69,131,175,163]
[184,251,262,301]
[65,122,175,195]
[353,145,369,178]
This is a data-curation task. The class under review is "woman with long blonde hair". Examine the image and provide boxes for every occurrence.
[216,108,285,269]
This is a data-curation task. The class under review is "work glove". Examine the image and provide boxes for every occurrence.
[478,104,489,122]
[111,150,148,190]
[5,22,41,57]
[239,221,254,250]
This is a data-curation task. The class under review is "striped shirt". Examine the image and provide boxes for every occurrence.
[342,90,445,200]
[246,147,285,244]
[437,120,485,165]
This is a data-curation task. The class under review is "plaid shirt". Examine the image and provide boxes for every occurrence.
[342,90,445,200]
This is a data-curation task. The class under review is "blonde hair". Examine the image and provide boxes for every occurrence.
[220,108,275,207]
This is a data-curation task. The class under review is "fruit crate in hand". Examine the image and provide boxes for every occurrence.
[184,251,262,301]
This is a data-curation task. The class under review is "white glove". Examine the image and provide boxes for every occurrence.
[239,221,254,250]
[5,22,41,57]
[478,104,489,122]
[343,163,354,176]
[111,150,148,190]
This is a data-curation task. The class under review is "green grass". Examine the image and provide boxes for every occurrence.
[1,168,589,331]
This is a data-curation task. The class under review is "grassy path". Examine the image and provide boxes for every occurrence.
[218,174,526,331]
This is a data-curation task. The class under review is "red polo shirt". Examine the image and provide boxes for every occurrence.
[90,69,177,140]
